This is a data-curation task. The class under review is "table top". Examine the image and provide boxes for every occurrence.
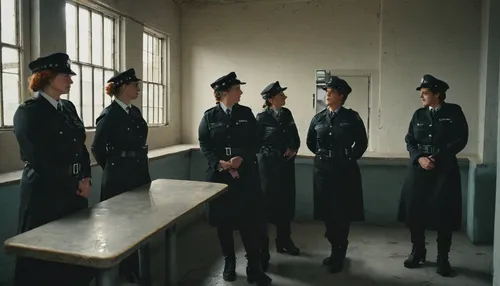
[4,179,228,268]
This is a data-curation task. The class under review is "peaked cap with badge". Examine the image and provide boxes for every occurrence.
[28,52,76,75]
[107,68,141,89]
[416,74,449,92]
[261,81,287,99]
[322,76,352,96]
[210,72,246,92]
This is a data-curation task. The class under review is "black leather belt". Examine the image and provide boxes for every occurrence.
[316,148,349,158]
[25,162,81,176]
[221,147,243,156]
[418,144,439,154]
[260,146,284,156]
[116,150,148,158]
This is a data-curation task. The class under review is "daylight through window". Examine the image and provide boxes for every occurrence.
[65,2,117,128]
[0,0,21,128]
[142,31,167,125]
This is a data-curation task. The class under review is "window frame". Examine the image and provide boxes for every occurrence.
[0,0,29,130]
[65,0,120,129]
[142,27,169,127]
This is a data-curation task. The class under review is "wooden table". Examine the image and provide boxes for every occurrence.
[4,179,228,286]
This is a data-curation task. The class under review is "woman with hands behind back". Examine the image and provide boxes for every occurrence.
[398,74,468,277]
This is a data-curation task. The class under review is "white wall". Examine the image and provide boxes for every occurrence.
[0,0,181,173]
[180,0,481,157]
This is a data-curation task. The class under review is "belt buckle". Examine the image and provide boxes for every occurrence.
[225,147,232,156]
[72,163,80,175]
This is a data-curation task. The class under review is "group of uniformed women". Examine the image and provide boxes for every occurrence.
[198,71,468,285]
[12,52,150,285]
[11,51,468,286]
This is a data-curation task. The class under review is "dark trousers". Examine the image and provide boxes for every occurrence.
[119,250,139,278]
[217,227,261,262]
[324,219,351,247]
[410,224,452,252]
[260,221,292,241]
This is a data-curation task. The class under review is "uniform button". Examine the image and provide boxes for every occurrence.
[127,128,130,130]
[137,126,139,128]
[60,131,63,134]
[429,134,432,137]
[73,139,77,142]
[429,124,433,127]
[112,163,115,166]
[330,125,332,128]
[226,125,229,128]
[329,133,332,135]
[75,154,78,156]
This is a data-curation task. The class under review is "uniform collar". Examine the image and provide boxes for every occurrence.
[429,103,442,111]
[114,98,132,113]
[219,101,233,112]
[328,105,341,114]
[38,91,60,109]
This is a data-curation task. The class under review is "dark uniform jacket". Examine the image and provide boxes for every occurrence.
[306,107,368,221]
[198,103,265,229]
[256,107,300,224]
[12,93,94,285]
[91,100,151,201]
[398,102,468,231]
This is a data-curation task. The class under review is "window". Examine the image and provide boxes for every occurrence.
[65,2,118,128]
[0,0,21,128]
[142,31,167,125]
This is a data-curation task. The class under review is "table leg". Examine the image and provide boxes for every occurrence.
[96,265,119,286]
[139,244,152,286]
[165,224,177,286]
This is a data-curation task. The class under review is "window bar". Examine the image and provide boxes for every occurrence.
[151,36,155,124]
[89,12,95,126]
[76,4,82,116]
[101,12,105,109]
[146,35,151,121]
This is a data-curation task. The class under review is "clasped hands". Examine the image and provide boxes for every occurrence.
[418,155,436,170]
[283,148,297,159]
[77,177,91,198]
[219,156,243,178]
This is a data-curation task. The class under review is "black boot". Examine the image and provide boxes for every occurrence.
[276,238,300,256]
[403,244,427,268]
[322,246,335,266]
[222,256,237,281]
[436,233,452,277]
[261,237,270,272]
[246,264,272,285]
[327,243,347,273]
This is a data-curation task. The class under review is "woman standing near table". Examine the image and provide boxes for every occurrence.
[12,52,94,286]
[198,71,272,285]
[91,68,151,282]
[256,81,301,271]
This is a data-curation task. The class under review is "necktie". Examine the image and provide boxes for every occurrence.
[127,106,131,114]
[226,108,231,118]
[430,109,435,117]
[57,102,63,113]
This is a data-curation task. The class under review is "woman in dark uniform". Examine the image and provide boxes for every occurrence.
[398,74,468,277]
[12,52,94,286]
[256,81,301,271]
[306,76,368,273]
[198,71,272,285]
[91,68,150,282]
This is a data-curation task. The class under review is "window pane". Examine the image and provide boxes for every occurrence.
[148,35,153,82]
[158,85,164,124]
[91,12,103,66]
[104,70,114,106]
[1,0,17,45]
[152,37,158,83]
[148,83,154,123]
[103,17,114,68]
[142,33,148,81]
[93,68,103,121]
[2,47,19,126]
[153,84,158,124]
[65,3,77,60]
[69,64,82,117]
[81,66,92,126]
[78,7,91,63]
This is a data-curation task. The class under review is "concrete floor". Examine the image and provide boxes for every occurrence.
[171,220,493,286]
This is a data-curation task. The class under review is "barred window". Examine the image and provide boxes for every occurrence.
[0,0,22,128]
[142,31,167,125]
[64,2,118,127]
